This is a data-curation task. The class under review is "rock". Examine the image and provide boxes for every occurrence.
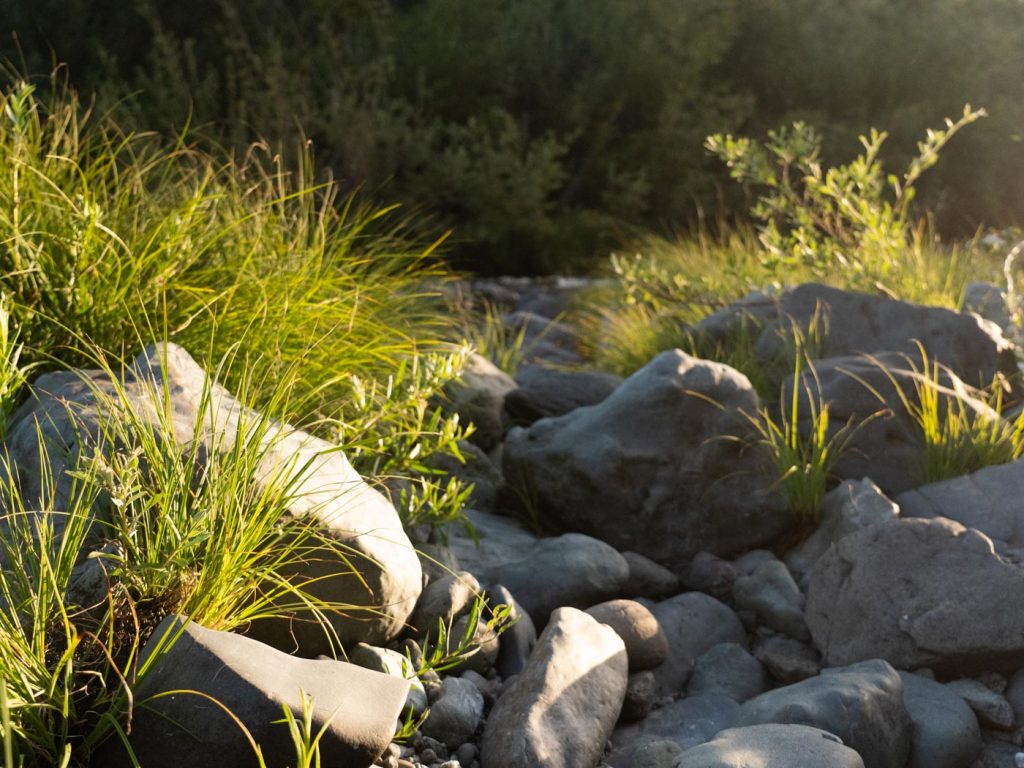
[620,551,681,600]
[502,350,791,567]
[455,743,478,767]
[738,659,912,768]
[899,671,982,768]
[93,616,408,768]
[687,643,768,703]
[491,584,537,679]
[785,478,900,585]
[586,599,669,672]
[3,343,421,652]
[626,740,682,768]
[673,724,866,768]
[503,368,621,427]
[805,518,1024,674]
[444,353,517,451]
[425,441,502,513]
[450,610,501,676]
[607,695,740,767]
[480,607,628,768]
[648,592,747,700]
[422,678,485,750]
[732,560,808,639]
[417,542,462,587]
[64,541,123,612]
[681,552,736,602]
[947,678,1016,730]
[487,532,631,626]
[447,511,539,580]
[732,549,780,575]
[410,571,482,639]
[350,644,427,716]
[754,635,822,685]
[964,281,1011,330]
[503,311,583,367]
[972,735,1024,768]
[781,351,1001,495]
[694,282,1018,387]
[897,460,1024,548]
[1008,668,1024,726]
[621,670,658,722]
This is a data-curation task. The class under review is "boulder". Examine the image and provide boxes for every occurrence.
[486,533,631,626]
[621,670,658,722]
[754,635,822,685]
[607,695,740,767]
[3,343,421,651]
[626,740,682,768]
[480,607,627,768]
[898,671,982,768]
[586,599,669,672]
[444,353,516,451]
[897,460,1024,547]
[805,518,1024,674]
[422,677,485,750]
[785,478,900,585]
[503,368,621,427]
[503,311,584,367]
[94,616,408,768]
[732,560,808,639]
[946,678,1015,730]
[687,643,768,703]
[424,441,502,513]
[963,281,1011,330]
[694,282,1017,387]
[1008,667,1024,726]
[409,571,481,639]
[673,724,866,768]
[447,510,539,580]
[620,551,681,600]
[491,584,537,679]
[737,659,912,768]
[681,552,736,602]
[502,350,791,567]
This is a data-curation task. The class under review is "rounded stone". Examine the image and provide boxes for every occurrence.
[586,599,668,672]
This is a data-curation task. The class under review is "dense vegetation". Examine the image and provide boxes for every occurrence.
[5,0,1024,273]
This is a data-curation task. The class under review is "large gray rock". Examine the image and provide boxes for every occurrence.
[608,695,740,767]
[502,350,791,567]
[785,479,900,585]
[805,518,1024,674]
[673,724,866,768]
[444,353,516,450]
[687,643,768,703]
[486,533,631,626]
[503,368,621,427]
[898,671,982,768]
[737,659,912,768]
[422,677,485,750]
[897,460,1024,547]
[694,282,1017,387]
[480,607,628,768]
[781,351,1000,495]
[94,616,408,768]
[3,343,421,651]
[586,599,669,672]
[648,592,747,700]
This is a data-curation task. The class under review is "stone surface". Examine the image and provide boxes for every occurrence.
[444,352,517,451]
[805,517,1024,674]
[491,584,537,679]
[620,551,681,600]
[1008,667,1024,726]
[694,282,1018,387]
[964,281,1011,330]
[738,659,912,768]
[502,350,791,567]
[447,510,539,580]
[648,592,747,700]
[621,670,657,723]
[503,311,584,367]
[349,643,425,714]
[425,441,502,514]
[733,559,808,639]
[487,532,631,626]
[410,571,481,639]
[480,607,628,768]
[607,695,740,767]
[897,460,1024,548]
[626,740,682,768]
[94,616,408,768]
[946,678,1015,730]
[899,671,982,768]
[422,677,485,750]
[503,368,621,427]
[681,552,736,602]
[3,343,421,651]
[785,478,900,585]
[687,642,768,703]
[586,599,669,672]
[673,724,866,768]
[754,635,822,685]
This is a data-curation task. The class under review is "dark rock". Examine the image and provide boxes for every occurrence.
[444,353,516,451]
[607,695,740,767]
[620,670,657,723]
[687,642,769,703]
[422,678,485,750]
[491,584,536,679]
[754,635,822,685]
[733,559,808,640]
[586,599,669,672]
[947,678,1015,730]
[682,552,736,601]
[503,368,621,427]
[620,551,681,600]
[899,671,982,768]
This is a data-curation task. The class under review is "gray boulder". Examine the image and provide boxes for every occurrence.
[754,635,822,685]
[94,616,408,768]
[491,584,537,679]
[480,607,628,768]
[1008,667,1024,726]
[3,343,421,651]
[963,281,1011,330]
[681,552,736,602]
[805,517,1024,674]
[447,510,539,580]
[503,368,621,426]
[687,643,768,703]
[502,350,791,567]
[422,677,485,750]
[673,724,866,768]
[738,659,912,768]
[627,740,683,768]
[898,672,981,768]
[897,460,1024,547]
[694,282,1017,387]
[621,670,658,722]
[409,571,481,639]
[946,678,1015,730]
[586,599,669,672]
[785,478,900,585]
[444,353,516,451]
[608,695,740,767]
[424,441,502,513]
[621,551,681,600]
[732,559,808,639]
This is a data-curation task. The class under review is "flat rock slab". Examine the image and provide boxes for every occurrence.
[674,724,866,768]
[502,350,790,568]
[94,616,408,768]
[805,517,1024,675]
[481,607,627,768]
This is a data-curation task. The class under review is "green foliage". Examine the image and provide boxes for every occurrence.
[706,106,985,285]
